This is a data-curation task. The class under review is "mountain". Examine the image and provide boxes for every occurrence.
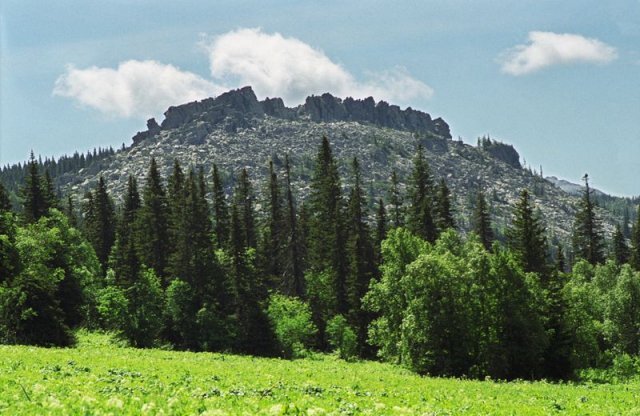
[4,86,631,242]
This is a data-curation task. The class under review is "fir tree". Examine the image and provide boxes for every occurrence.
[388,169,403,228]
[283,155,304,297]
[435,178,455,233]
[84,176,116,271]
[63,195,78,229]
[263,160,283,280]
[374,198,387,266]
[0,181,11,213]
[345,157,376,354]
[407,145,436,242]
[212,164,230,248]
[138,157,170,280]
[110,175,141,288]
[630,204,640,271]
[308,136,348,316]
[612,224,630,265]
[472,190,493,250]
[22,152,47,223]
[572,174,605,265]
[167,159,186,250]
[235,168,257,249]
[43,170,58,210]
[506,189,548,277]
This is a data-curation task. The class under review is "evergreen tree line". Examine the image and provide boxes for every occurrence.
[2,137,640,381]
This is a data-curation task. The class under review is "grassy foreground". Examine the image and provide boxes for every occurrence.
[1,332,639,415]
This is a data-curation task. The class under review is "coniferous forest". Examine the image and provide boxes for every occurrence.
[3,137,640,382]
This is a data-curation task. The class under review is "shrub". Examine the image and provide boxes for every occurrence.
[326,315,357,361]
[267,294,317,358]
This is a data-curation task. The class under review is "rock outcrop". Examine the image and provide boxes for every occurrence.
[131,86,451,147]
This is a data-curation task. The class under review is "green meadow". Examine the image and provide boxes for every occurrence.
[1,332,638,415]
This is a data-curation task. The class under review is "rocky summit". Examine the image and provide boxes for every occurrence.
[59,86,621,242]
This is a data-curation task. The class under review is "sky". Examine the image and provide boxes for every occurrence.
[1,0,639,196]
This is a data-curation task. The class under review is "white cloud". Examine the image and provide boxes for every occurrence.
[499,31,617,75]
[53,60,223,118]
[54,29,434,119]
[204,28,433,105]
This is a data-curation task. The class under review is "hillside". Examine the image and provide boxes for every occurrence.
[2,86,631,241]
[1,331,637,415]
[54,86,626,241]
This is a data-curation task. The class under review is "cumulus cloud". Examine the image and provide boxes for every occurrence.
[55,29,433,118]
[53,60,223,118]
[204,28,433,105]
[499,31,618,75]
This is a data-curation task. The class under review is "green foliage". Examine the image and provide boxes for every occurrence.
[572,174,605,265]
[326,315,357,361]
[267,294,317,358]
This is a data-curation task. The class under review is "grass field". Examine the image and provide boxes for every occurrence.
[1,332,639,415]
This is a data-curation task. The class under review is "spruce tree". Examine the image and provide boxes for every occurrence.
[345,157,376,354]
[43,170,58,210]
[612,224,630,265]
[138,157,170,280]
[283,155,304,297]
[308,136,348,316]
[388,169,403,228]
[84,176,116,271]
[212,164,230,248]
[374,198,387,266]
[631,204,640,271]
[472,190,493,250]
[407,145,436,242]
[506,189,548,277]
[435,178,455,233]
[235,168,257,249]
[263,160,283,280]
[110,175,141,288]
[572,174,605,265]
[22,152,47,223]
[167,159,186,251]
[63,195,78,229]
[0,181,11,213]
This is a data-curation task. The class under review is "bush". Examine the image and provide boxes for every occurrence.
[267,294,317,358]
[326,315,357,361]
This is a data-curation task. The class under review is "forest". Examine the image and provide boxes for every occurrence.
[1,136,640,382]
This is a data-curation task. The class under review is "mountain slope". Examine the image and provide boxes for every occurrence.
[33,87,627,241]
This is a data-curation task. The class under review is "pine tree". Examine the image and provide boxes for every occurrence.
[235,168,257,249]
[84,176,116,272]
[22,152,47,223]
[308,136,348,316]
[407,145,436,242]
[167,159,186,250]
[212,164,230,248]
[137,157,170,280]
[555,244,566,273]
[345,157,376,355]
[43,170,58,210]
[388,169,403,228]
[263,160,283,280]
[63,195,78,228]
[110,175,141,288]
[374,198,387,265]
[630,204,640,271]
[472,190,493,250]
[283,155,304,297]
[0,181,11,213]
[435,178,455,233]
[506,189,548,277]
[572,174,605,265]
[612,224,630,265]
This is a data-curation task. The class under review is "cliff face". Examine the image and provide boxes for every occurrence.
[132,86,451,146]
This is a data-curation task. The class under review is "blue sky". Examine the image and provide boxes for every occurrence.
[1,0,639,195]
